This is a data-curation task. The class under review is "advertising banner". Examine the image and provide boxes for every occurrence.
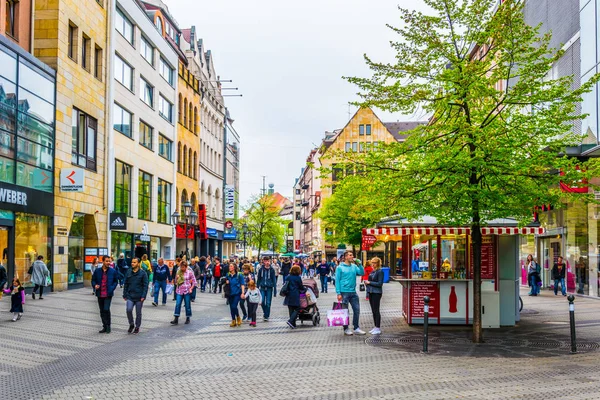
[225,185,235,219]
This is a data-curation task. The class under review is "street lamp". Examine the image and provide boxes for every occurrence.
[172,201,197,260]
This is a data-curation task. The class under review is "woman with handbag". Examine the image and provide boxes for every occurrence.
[527,254,540,296]
[31,255,50,300]
[363,257,384,335]
[361,260,374,300]
[225,264,246,327]
[283,265,305,329]
[170,261,196,325]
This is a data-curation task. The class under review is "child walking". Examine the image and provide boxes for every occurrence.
[245,280,262,327]
[9,278,25,321]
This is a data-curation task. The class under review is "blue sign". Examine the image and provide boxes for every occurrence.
[223,231,237,240]
[207,228,218,237]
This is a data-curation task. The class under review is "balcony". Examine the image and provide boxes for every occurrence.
[301,201,310,207]
[301,184,309,190]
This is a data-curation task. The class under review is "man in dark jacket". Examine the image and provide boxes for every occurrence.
[123,257,148,334]
[152,258,170,306]
[280,258,292,283]
[199,257,210,292]
[92,256,119,333]
[257,257,277,321]
[116,253,127,288]
[552,256,567,296]
[171,261,179,301]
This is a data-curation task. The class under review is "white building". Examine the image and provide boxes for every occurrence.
[107,0,179,261]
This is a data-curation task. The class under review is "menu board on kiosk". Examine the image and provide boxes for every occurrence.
[469,235,497,279]
[410,281,439,320]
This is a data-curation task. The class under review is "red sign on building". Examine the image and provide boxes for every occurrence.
[295,240,301,251]
[198,204,208,240]
[410,281,439,321]
[361,235,377,251]
[176,224,194,239]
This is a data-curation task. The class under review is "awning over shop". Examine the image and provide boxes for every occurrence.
[363,226,545,236]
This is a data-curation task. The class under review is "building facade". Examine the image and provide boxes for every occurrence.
[223,109,240,257]
[34,0,110,290]
[0,34,56,289]
[107,0,179,264]
[1,0,33,52]
[295,149,322,255]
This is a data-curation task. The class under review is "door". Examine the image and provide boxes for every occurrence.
[0,226,9,287]
[539,237,562,288]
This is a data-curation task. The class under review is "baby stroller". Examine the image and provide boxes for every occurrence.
[298,278,321,326]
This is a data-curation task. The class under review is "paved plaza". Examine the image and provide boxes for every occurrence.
[1,281,600,400]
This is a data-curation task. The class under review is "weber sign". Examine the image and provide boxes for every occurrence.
[224,185,235,219]
[60,168,85,192]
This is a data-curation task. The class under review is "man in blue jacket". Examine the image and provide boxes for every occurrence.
[152,257,170,306]
[257,256,277,322]
[335,251,365,336]
[92,256,119,333]
[123,258,148,334]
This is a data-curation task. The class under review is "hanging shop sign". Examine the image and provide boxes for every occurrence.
[176,224,194,239]
[361,235,377,251]
[225,185,235,219]
[109,213,127,230]
[60,168,85,192]
[198,204,208,240]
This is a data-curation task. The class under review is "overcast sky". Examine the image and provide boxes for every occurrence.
[167,0,427,206]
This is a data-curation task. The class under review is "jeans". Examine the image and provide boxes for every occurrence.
[97,296,113,328]
[118,268,128,285]
[248,302,258,323]
[126,299,143,328]
[341,292,360,330]
[239,297,248,318]
[320,275,328,293]
[529,275,540,296]
[288,306,300,326]
[191,286,197,301]
[202,275,212,292]
[228,294,241,320]
[153,280,167,304]
[273,275,279,297]
[260,288,273,319]
[554,278,566,295]
[33,284,44,297]
[368,293,382,328]
[214,277,223,293]
[174,293,192,317]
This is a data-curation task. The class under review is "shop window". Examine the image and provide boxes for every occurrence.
[157,178,171,224]
[113,103,132,138]
[15,213,51,288]
[71,108,97,171]
[111,231,133,262]
[68,22,78,61]
[94,45,103,81]
[68,213,84,285]
[114,160,131,216]
[5,0,19,39]
[139,120,153,150]
[138,170,152,221]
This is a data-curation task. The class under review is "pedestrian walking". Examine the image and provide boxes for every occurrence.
[8,278,24,321]
[308,258,317,278]
[199,256,210,292]
[552,256,567,296]
[152,258,170,306]
[171,258,180,301]
[116,253,128,288]
[0,261,7,298]
[335,250,366,336]
[526,254,541,296]
[280,257,292,284]
[225,264,246,327]
[246,280,262,327]
[123,258,148,334]
[92,256,119,333]
[257,256,277,322]
[272,259,281,297]
[318,258,331,293]
[212,258,224,294]
[239,263,255,321]
[90,257,99,295]
[284,265,305,329]
[30,255,50,300]
[140,254,152,279]
[191,258,201,302]
[364,257,384,335]
[170,260,196,325]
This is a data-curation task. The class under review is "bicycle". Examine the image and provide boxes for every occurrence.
[519,295,523,312]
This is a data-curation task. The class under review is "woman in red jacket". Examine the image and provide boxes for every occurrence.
[362,260,374,300]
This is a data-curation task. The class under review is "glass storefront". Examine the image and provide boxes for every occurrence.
[68,213,84,284]
[111,232,161,263]
[15,212,51,288]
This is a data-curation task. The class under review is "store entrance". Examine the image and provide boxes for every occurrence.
[0,226,9,287]
[539,237,562,289]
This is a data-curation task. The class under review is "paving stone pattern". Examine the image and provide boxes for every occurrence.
[1,282,600,399]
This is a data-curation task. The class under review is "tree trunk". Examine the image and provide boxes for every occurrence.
[471,220,483,343]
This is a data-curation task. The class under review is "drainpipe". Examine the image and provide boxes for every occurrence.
[105,0,117,252]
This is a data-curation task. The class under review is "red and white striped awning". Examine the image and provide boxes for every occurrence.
[363,226,545,236]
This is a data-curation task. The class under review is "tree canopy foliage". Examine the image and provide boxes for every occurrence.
[241,195,286,258]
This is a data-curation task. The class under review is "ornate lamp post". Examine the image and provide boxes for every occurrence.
[172,201,198,259]
[242,223,248,258]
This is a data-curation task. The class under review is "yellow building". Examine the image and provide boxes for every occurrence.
[175,57,202,257]
[34,0,109,290]
[317,107,424,254]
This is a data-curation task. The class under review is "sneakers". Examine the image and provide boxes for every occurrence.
[242,315,248,321]
[11,313,17,322]
[250,322,256,327]
[286,321,296,329]
[17,313,22,321]
[128,324,135,334]
[32,292,35,300]
[344,329,354,336]
[99,327,107,333]
[133,327,139,335]
[185,317,190,324]
[370,328,381,335]
[152,302,158,307]
[263,318,269,322]
[354,328,367,336]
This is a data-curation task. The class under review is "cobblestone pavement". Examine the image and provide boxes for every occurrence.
[1,281,600,400]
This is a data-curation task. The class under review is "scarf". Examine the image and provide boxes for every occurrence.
[176,269,186,286]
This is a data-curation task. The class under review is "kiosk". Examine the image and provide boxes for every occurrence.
[363,218,544,327]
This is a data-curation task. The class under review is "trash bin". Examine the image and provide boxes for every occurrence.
[382,267,390,283]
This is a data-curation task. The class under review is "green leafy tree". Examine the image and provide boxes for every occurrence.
[241,195,286,259]
[318,174,389,254]
[342,0,600,342]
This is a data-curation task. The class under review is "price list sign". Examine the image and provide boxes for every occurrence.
[470,235,497,279]
[410,281,439,319]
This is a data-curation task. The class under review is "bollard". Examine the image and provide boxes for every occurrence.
[423,296,430,353]
[568,295,576,354]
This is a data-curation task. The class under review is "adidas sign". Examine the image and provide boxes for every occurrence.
[112,217,125,227]
[110,213,127,230]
